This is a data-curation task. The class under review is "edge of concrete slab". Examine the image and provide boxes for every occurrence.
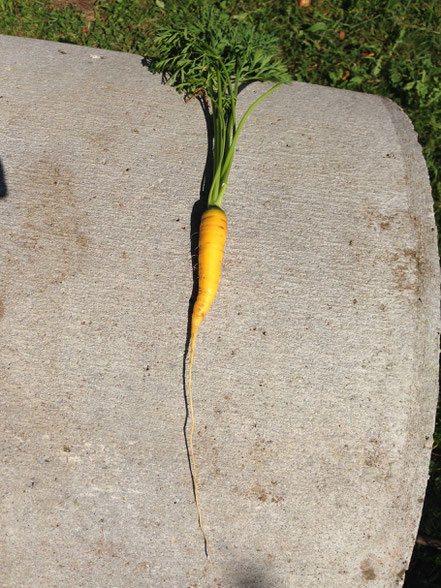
[0,33,439,587]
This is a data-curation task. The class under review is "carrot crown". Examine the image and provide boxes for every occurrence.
[147,4,290,209]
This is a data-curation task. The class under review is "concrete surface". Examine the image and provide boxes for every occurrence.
[0,35,439,588]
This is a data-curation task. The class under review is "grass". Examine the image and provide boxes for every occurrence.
[1,0,440,583]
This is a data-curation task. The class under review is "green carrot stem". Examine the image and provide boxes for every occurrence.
[212,82,283,207]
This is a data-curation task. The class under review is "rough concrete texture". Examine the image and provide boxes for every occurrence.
[0,34,439,588]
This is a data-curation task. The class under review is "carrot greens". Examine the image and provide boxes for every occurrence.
[148,4,290,208]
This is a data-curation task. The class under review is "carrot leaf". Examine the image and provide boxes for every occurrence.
[147,3,290,208]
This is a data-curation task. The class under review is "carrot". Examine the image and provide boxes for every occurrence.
[188,205,227,563]
[148,4,290,562]
[190,206,228,345]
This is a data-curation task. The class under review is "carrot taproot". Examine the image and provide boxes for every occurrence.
[188,205,227,563]
[191,206,228,344]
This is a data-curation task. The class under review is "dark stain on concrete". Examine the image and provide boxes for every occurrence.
[361,559,377,580]
[365,209,398,232]
[230,563,273,588]
[388,245,425,298]
[18,156,91,291]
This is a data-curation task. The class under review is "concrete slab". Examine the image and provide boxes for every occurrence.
[0,35,439,587]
